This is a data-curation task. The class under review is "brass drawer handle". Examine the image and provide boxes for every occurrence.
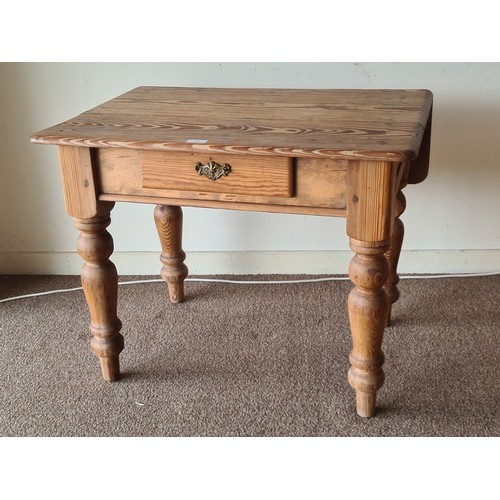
[194,160,231,181]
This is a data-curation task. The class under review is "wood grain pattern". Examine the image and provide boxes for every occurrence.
[73,202,124,381]
[346,160,397,243]
[98,193,347,218]
[31,86,433,417]
[345,159,398,417]
[32,87,433,162]
[154,205,188,303]
[384,161,409,325]
[347,238,389,418]
[384,191,406,326]
[95,148,347,215]
[57,146,97,218]
[141,151,293,198]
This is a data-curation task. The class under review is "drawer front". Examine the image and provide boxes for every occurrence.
[140,151,293,198]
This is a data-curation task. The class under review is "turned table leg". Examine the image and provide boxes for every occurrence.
[346,159,397,417]
[348,238,389,417]
[384,190,406,326]
[73,201,124,381]
[154,205,189,303]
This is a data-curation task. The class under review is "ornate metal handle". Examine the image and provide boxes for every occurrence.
[194,160,231,181]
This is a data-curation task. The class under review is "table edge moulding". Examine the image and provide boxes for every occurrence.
[31,86,433,418]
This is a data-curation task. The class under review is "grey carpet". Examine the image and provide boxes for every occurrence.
[0,274,498,436]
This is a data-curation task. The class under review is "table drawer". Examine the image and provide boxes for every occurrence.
[140,151,293,198]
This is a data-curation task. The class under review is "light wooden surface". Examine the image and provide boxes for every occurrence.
[31,86,432,163]
[73,202,124,381]
[141,151,293,197]
[31,87,433,418]
[57,146,97,218]
[154,205,188,303]
[96,148,348,216]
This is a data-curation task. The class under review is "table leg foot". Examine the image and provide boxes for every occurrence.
[74,202,124,381]
[348,238,389,418]
[355,390,377,418]
[154,205,189,304]
[348,353,385,418]
[89,322,124,381]
[99,356,121,382]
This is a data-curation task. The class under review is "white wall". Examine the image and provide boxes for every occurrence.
[0,62,499,275]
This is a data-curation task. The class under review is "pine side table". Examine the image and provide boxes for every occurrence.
[31,87,433,417]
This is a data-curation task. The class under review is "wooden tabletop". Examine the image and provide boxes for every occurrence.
[31,86,433,161]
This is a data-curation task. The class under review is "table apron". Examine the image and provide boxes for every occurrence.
[94,148,348,217]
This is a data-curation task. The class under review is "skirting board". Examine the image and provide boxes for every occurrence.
[0,250,499,275]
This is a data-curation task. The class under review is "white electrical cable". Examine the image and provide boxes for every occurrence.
[0,272,499,304]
